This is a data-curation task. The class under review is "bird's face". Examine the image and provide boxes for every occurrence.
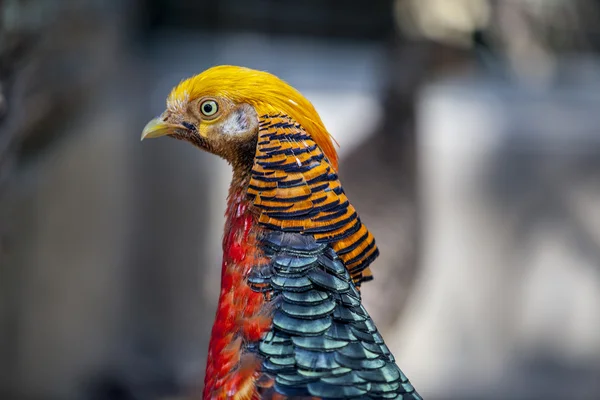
[142,94,260,167]
[142,65,338,170]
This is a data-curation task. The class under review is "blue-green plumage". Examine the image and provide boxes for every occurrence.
[251,231,421,400]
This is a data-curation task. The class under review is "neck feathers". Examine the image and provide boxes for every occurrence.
[247,114,378,285]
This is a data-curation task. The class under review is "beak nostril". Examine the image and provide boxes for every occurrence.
[182,121,197,132]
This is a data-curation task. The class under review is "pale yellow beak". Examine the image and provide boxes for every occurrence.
[141,118,186,140]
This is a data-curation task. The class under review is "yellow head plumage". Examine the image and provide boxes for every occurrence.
[166,65,339,170]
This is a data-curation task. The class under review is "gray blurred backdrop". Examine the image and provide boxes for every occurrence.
[1,1,600,399]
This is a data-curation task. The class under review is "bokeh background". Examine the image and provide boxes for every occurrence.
[2,0,600,399]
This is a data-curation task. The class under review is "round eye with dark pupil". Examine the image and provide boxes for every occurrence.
[200,100,218,117]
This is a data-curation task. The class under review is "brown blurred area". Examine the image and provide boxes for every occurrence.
[1,1,600,399]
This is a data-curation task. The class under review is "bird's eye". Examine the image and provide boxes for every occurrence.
[200,100,219,117]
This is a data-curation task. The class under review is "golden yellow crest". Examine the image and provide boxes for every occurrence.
[167,65,339,170]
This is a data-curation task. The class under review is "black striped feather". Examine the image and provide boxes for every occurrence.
[249,114,380,286]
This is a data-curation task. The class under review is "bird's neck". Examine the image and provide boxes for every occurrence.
[203,167,271,400]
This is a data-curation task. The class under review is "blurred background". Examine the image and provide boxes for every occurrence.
[1,0,600,399]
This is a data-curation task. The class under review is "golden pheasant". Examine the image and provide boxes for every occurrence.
[141,65,421,400]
